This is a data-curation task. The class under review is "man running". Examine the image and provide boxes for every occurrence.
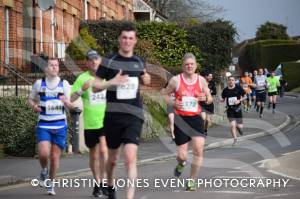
[92,24,151,199]
[254,68,268,118]
[70,50,108,197]
[161,53,212,191]
[201,72,216,133]
[221,76,246,145]
[240,71,253,112]
[279,76,288,98]
[267,71,280,114]
[28,57,72,195]
[251,70,257,109]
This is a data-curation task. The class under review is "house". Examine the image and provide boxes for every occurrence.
[133,0,167,22]
[0,0,134,74]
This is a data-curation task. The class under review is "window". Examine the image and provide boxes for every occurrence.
[4,7,10,64]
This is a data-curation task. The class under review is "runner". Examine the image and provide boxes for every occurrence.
[240,71,253,112]
[161,53,212,191]
[92,24,151,199]
[201,72,216,133]
[267,71,280,114]
[251,70,257,109]
[279,76,288,98]
[254,68,268,118]
[221,76,246,145]
[28,57,72,195]
[70,50,108,197]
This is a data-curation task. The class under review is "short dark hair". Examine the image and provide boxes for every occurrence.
[228,76,235,80]
[118,23,136,36]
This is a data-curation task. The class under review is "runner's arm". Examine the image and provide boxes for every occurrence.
[28,80,42,112]
[200,77,213,105]
[141,69,151,86]
[161,77,177,105]
[92,70,128,92]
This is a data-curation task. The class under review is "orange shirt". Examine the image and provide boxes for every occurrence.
[240,76,253,94]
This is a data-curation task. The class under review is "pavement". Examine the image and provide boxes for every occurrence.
[0,97,292,187]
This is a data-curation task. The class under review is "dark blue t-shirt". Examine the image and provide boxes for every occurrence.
[96,53,145,119]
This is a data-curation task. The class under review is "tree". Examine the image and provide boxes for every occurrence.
[256,21,289,40]
[147,0,224,23]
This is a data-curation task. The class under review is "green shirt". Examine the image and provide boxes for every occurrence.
[267,76,280,93]
[72,71,106,129]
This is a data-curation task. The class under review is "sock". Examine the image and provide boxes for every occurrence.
[260,106,264,114]
[108,185,115,191]
[273,103,276,109]
[42,167,48,174]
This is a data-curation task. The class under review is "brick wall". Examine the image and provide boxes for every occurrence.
[0,0,134,75]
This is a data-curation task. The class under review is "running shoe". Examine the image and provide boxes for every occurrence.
[39,168,48,187]
[47,184,56,196]
[108,187,117,199]
[186,180,196,191]
[174,161,186,177]
[92,185,102,197]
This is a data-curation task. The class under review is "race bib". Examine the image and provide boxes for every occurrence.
[117,77,139,100]
[182,96,198,112]
[243,84,248,89]
[228,97,237,106]
[45,100,64,115]
[257,81,265,87]
[89,90,106,105]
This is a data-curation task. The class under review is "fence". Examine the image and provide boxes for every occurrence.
[0,40,78,97]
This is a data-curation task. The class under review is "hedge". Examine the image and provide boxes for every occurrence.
[0,97,73,157]
[243,40,300,71]
[0,97,37,157]
[66,20,237,76]
[65,28,104,60]
[81,20,201,69]
[186,19,237,74]
[282,61,300,91]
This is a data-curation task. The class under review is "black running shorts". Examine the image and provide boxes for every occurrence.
[174,114,206,146]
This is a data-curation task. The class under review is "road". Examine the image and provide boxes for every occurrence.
[0,94,300,199]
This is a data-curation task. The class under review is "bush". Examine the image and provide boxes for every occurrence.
[256,21,289,40]
[0,97,37,157]
[65,28,104,60]
[85,20,201,69]
[136,21,202,69]
[0,97,74,157]
[282,61,300,91]
[186,19,237,75]
[243,40,300,71]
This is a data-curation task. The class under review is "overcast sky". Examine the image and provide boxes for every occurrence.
[208,0,300,41]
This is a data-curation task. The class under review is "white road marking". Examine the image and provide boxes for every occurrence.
[255,193,289,198]
[266,169,300,181]
[203,190,254,194]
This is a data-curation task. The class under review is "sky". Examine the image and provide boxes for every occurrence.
[208,0,300,42]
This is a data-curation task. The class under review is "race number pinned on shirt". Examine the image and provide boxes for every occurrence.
[228,97,238,106]
[117,77,139,100]
[89,90,106,105]
[182,96,198,112]
[45,100,64,115]
[257,80,265,87]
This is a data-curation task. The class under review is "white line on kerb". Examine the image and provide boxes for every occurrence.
[203,190,254,195]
